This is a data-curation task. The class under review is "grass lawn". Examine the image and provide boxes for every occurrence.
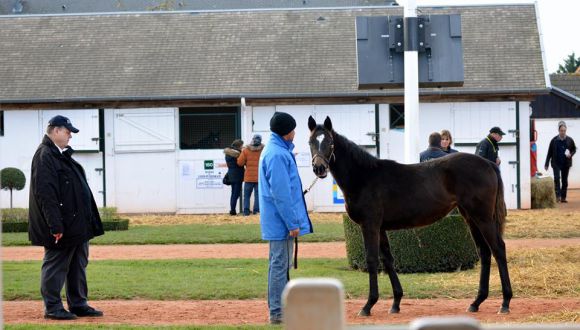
[1,223,344,246]
[3,207,580,246]
[4,247,578,301]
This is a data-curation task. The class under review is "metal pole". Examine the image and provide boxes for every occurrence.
[404,0,420,164]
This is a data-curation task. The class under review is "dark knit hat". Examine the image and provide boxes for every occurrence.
[270,112,296,136]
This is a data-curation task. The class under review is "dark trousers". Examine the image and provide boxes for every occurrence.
[41,242,89,313]
[230,182,243,213]
[243,182,259,215]
[553,166,570,200]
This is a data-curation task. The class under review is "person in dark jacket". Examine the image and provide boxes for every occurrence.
[475,126,505,165]
[544,121,576,203]
[419,132,448,162]
[440,129,458,154]
[224,139,245,215]
[28,115,104,320]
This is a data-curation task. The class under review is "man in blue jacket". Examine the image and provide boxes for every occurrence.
[258,112,313,324]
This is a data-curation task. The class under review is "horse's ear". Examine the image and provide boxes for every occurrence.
[308,116,317,132]
[323,116,333,131]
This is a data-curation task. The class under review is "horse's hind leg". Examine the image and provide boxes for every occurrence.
[379,230,403,313]
[465,223,492,313]
[359,226,380,316]
[477,222,513,314]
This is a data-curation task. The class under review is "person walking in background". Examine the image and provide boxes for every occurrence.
[544,121,576,203]
[419,132,448,162]
[259,112,313,324]
[440,129,458,154]
[237,134,264,216]
[224,139,245,215]
[476,126,505,165]
[28,115,104,320]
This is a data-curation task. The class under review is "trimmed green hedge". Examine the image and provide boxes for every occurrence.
[2,219,129,232]
[1,207,129,232]
[343,214,479,273]
[102,218,129,231]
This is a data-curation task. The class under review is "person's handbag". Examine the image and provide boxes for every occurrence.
[222,173,231,185]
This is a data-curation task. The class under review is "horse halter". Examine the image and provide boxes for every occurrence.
[311,133,336,167]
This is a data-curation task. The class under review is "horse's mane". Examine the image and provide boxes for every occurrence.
[332,131,379,169]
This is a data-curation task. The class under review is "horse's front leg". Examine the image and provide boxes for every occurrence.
[379,230,403,313]
[359,226,380,316]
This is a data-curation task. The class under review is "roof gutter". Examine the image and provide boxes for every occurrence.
[0,88,550,106]
[551,86,580,105]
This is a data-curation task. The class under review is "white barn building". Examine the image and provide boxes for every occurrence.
[0,3,548,212]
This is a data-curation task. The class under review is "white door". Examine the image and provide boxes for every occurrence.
[451,102,518,209]
[112,108,177,213]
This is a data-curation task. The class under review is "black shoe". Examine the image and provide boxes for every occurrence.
[70,306,103,317]
[561,199,568,203]
[270,318,283,325]
[229,210,237,216]
[44,309,77,320]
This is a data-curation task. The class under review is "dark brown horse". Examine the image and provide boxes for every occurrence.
[307,116,512,316]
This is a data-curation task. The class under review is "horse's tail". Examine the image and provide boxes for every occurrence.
[493,165,507,236]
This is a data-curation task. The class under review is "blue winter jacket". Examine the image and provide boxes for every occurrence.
[258,133,313,241]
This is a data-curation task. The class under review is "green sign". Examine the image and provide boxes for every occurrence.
[204,160,214,170]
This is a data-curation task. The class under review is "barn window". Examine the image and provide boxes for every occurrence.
[389,104,405,129]
[179,107,239,149]
[0,111,4,136]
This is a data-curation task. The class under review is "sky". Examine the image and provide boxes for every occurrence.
[404,0,580,74]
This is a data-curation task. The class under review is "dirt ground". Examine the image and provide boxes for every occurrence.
[4,298,579,326]
[3,191,579,326]
[3,239,580,261]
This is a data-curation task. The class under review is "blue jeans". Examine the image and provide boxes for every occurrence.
[230,182,242,213]
[243,182,259,215]
[268,238,294,321]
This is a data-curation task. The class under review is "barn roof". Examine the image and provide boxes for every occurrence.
[550,74,580,103]
[0,4,547,108]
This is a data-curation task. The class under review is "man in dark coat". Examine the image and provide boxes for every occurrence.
[475,126,505,165]
[29,115,104,320]
[544,121,576,203]
[419,132,448,162]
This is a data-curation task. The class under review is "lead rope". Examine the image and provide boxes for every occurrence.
[294,177,320,269]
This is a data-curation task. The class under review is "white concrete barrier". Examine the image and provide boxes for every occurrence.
[282,278,346,330]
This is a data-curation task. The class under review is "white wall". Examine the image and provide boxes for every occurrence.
[0,101,533,212]
[0,109,103,209]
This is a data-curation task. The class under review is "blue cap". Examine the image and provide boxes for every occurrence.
[48,115,79,133]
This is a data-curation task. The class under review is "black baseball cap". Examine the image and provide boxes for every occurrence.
[48,115,79,133]
[489,126,505,136]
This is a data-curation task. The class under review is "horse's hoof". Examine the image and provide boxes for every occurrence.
[498,307,510,314]
[389,307,400,314]
[358,309,371,317]
[467,305,479,313]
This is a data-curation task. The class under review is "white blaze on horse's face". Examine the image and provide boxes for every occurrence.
[310,130,332,178]
[316,134,325,152]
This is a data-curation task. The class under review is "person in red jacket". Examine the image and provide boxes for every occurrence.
[237,134,264,216]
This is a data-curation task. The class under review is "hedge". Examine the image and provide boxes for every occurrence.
[1,207,129,232]
[343,214,479,273]
[2,218,130,233]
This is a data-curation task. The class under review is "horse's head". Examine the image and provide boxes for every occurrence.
[308,116,335,178]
